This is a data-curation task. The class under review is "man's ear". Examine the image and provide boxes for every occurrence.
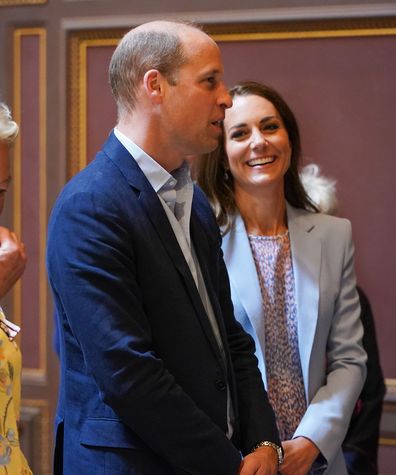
[143,69,165,104]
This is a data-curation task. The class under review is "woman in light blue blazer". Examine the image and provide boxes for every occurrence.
[197,82,367,475]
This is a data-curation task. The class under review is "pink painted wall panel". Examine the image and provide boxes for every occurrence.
[219,35,396,378]
[217,36,396,472]
[20,34,41,369]
[83,35,396,379]
[87,46,117,162]
[82,36,396,471]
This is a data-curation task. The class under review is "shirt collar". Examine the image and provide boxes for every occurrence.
[114,127,174,193]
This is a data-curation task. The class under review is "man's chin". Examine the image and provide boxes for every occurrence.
[201,136,222,154]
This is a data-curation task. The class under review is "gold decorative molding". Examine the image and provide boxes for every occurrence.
[379,379,396,446]
[68,29,126,178]
[211,27,396,42]
[21,399,51,475]
[385,378,396,403]
[0,0,46,6]
[380,437,396,446]
[205,17,396,40]
[13,28,47,378]
[68,18,396,177]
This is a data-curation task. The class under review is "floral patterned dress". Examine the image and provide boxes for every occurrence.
[0,308,32,474]
[248,231,306,441]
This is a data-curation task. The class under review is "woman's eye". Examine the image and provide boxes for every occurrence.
[264,123,280,131]
[230,130,246,139]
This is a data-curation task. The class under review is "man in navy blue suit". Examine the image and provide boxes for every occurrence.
[47,20,281,475]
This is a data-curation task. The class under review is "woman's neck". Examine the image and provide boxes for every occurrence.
[235,186,287,236]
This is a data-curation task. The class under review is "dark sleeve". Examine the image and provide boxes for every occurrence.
[342,286,386,473]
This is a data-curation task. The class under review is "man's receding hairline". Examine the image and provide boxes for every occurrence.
[130,20,203,38]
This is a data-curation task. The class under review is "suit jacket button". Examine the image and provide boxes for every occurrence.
[215,379,226,391]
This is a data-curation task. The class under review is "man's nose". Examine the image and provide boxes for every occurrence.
[218,84,233,109]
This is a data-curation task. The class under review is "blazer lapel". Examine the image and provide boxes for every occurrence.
[287,203,321,398]
[222,214,267,383]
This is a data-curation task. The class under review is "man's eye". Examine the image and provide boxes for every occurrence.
[206,77,216,86]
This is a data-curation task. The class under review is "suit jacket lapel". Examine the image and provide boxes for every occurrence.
[190,206,230,366]
[103,132,192,281]
[287,203,321,397]
[104,133,225,360]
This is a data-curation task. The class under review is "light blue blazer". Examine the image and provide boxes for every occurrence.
[222,203,367,475]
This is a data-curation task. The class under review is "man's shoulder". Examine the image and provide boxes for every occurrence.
[192,185,217,223]
[192,185,221,241]
[59,153,118,198]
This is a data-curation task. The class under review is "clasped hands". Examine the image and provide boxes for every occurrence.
[0,226,27,299]
[238,437,319,475]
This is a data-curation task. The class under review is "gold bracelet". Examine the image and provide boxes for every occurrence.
[251,440,284,466]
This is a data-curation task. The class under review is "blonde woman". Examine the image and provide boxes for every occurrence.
[0,102,31,474]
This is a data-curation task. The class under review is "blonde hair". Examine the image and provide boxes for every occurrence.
[0,103,19,144]
[300,163,338,215]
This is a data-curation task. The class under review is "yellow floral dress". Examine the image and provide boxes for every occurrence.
[0,308,32,474]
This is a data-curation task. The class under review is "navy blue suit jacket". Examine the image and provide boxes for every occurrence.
[47,132,279,475]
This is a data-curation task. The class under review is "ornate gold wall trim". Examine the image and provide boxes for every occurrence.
[0,0,46,5]
[68,30,126,178]
[21,399,51,474]
[67,18,396,176]
[205,17,396,39]
[385,378,396,403]
[379,379,396,446]
[380,437,396,446]
[13,27,47,378]
[210,27,396,42]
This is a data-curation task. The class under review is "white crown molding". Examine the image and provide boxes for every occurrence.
[61,3,396,30]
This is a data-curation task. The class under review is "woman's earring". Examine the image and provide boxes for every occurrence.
[224,169,230,181]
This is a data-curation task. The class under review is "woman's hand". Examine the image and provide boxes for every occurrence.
[279,437,319,475]
[0,226,27,299]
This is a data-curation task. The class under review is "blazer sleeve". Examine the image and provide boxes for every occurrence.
[47,189,243,475]
[293,219,367,466]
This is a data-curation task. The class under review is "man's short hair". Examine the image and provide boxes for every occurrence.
[109,28,187,116]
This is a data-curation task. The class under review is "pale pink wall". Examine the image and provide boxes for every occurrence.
[219,35,396,378]
[84,33,396,474]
